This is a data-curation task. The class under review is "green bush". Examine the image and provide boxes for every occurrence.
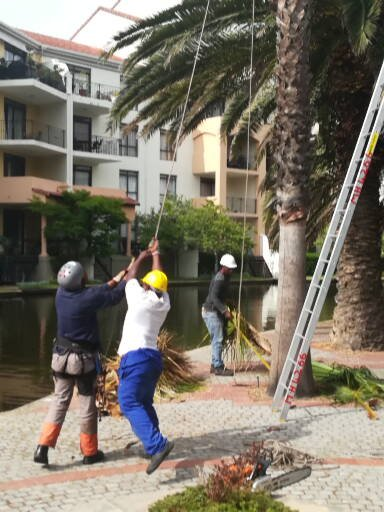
[306,252,319,276]
[149,485,296,512]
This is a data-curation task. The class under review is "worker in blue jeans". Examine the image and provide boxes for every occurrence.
[202,254,237,376]
[117,239,173,474]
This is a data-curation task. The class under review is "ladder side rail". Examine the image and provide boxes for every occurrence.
[272,241,340,409]
[273,80,384,414]
[277,100,384,418]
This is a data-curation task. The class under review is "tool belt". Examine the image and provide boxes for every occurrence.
[55,334,98,354]
[51,335,98,376]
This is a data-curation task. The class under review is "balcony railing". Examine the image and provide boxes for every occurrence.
[227,196,257,214]
[0,120,66,148]
[73,135,120,155]
[73,78,119,101]
[0,59,66,92]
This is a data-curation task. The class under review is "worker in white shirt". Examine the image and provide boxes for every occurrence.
[117,238,173,475]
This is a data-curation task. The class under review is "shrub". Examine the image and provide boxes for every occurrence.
[149,485,296,511]
[306,252,319,276]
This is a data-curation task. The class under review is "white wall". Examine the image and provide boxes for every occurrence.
[30,155,67,181]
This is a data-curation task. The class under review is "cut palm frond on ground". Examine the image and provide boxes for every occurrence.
[223,309,271,371]
[97,330,200,417]
[312,361,384,419]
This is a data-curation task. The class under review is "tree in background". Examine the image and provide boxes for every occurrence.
[137,198,252,265]
[30,190,126,263]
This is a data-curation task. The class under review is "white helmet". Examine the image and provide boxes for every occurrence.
[57,261,85,290]
[220,254,237,269]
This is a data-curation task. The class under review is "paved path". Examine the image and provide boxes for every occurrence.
[1,323,384,512]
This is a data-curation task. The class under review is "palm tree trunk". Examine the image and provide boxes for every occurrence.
[267,0,315,396]
[268,220,315,393]
[331,167,384,349]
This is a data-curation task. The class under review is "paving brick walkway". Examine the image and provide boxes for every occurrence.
[0,322,384,512]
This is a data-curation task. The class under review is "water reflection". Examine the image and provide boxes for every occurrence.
[0,282,335,412]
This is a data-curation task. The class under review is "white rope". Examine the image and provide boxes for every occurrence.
[155,0,211,238]
[235,0,256,353]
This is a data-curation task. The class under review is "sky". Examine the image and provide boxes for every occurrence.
[1,0,179,40]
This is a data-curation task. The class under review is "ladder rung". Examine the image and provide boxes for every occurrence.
[313,284,321,289]
[329,234,337,239]
[319,258,330,264]
[303,308,313,314]
[363,131,372,138]
[336,209,346,214]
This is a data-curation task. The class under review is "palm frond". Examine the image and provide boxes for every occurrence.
[312,361,384,419]
[96,330,200,417]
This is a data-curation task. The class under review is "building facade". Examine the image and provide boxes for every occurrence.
[0,21,269,282]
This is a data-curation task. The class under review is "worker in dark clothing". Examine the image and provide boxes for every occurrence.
[34,260,129,466]
[202,254,237,376]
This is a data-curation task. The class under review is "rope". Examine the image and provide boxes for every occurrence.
[234,0,256,366]
[154,0,211,238]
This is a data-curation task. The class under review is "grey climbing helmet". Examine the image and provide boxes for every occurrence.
[57,261,85,290]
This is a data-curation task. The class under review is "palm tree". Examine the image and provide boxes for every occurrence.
[267,0,315,395]
[106,0,384,391]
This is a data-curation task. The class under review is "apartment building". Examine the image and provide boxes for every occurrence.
[0,20,269,282]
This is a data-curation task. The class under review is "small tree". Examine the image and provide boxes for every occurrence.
[30,190,126,260]
[137,197,190,253]
[138,198,252,265]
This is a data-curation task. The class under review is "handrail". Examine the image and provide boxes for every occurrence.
[0,119,66,148]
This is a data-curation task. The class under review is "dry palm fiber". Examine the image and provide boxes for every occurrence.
[223,309,271,371]
[96,330,198,417]
[312,361,384,419]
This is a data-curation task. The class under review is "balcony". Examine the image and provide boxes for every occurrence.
[73,135,121,164]
[227,196,257,216]
[0,120,66,155]
[0,59,66,93]
[72,78,120,115]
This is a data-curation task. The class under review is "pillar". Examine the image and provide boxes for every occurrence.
[40,215,48,257]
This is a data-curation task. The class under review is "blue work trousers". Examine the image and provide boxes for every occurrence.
[202,309,224,368]
[118,348,167,456]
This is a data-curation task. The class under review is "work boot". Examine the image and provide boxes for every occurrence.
[83,450,105,465]
[34,445,49,464]
[214,366,234,376]
[210,364,215,374]
[146,441,174,475]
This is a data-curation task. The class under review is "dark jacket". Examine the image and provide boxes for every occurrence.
[203,271,230,315]
[55,281,126,348]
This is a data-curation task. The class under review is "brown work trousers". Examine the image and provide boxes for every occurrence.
[38,371,98,456]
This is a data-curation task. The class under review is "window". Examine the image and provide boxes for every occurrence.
[200,178,215,197]
[160,129,176,161]
[73,165,92,186]
[3,209,24,255]
[4,43,26,63]
[5,99,26,139]
[160,174,176,204]
[69,65,91,96]
[119,125,138,157]
[4,154,25,177]
[73,116,91,151]
[119,170,138,201]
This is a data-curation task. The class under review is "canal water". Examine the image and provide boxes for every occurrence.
[0,282,336,412]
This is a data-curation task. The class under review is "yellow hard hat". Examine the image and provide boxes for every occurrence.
[142,270,168,293]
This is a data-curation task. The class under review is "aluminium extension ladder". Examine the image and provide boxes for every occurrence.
[272,58,384,421]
